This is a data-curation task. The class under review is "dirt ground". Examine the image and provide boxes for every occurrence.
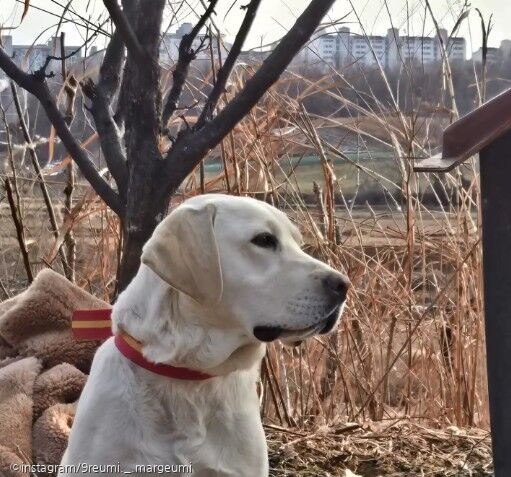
[267,420,492,476]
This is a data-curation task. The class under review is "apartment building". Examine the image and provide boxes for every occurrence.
[295,26,466,72]
[472,40,511,63]
[0,35,82,75]
[501,40,511,60]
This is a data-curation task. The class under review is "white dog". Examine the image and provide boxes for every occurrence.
[59,194,349,477]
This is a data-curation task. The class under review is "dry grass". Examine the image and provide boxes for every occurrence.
[0,3,493,473]
[201,63,487,432]
[0,77,489,458]
[267,420,492,476]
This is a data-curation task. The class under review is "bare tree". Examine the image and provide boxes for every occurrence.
[0,0,335,291]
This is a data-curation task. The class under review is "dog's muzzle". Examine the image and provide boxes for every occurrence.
[253,271,349,343]
[253,303,343,343]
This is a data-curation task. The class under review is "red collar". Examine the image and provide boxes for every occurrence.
[72,309,214,381]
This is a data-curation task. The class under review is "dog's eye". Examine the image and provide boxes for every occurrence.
[251,233,278,249]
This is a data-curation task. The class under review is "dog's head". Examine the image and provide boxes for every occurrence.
[141,194,349,344]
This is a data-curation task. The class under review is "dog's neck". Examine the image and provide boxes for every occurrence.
[112,266,265,377]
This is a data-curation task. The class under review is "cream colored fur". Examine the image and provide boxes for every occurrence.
[60,194,348,476]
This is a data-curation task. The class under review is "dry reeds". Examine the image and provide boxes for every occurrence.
[0,4,491,445]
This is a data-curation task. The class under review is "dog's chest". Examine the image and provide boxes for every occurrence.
[138,377,267,475]
[65,343,268,476]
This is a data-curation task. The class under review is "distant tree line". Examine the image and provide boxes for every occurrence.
[294,56,511,118]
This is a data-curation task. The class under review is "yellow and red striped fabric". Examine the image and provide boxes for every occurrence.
[72,309,113,340]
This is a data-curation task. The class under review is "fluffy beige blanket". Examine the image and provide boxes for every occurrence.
[0,270,110,476]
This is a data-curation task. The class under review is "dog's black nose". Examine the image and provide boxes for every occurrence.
[322,273,350,302]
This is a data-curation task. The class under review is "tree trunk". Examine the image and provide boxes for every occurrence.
[118,194,167,292]
[116,0,166,292]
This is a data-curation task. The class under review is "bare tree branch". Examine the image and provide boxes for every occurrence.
[34,20,106,79]
[196,0,261,129]
[0,48,124,217]
[103,0,146,63]
[163,0,336,194]
[82,78,128,199]
[113,0,139,127]
[61,33,77,282]
[98,29,126,97]
[162,0,219,126]
[82,29,128,198]
[10,81,72,278]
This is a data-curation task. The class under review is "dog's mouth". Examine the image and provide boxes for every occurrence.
[253,305,342,343]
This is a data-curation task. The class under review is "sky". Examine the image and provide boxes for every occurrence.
[0,0,510,55]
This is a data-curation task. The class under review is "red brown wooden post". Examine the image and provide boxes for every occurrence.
[415,88,511,476]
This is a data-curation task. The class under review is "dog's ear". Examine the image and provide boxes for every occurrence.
[141,203,223,306]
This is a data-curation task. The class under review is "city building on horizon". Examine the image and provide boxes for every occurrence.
[0,35,82,75]
[2,23,511,82]
[473,39,511,64]
[293,26,467,72]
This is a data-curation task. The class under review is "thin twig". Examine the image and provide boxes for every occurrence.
[162,0,220,125]
[61,33,76,282]
[196,0,262,128]
[0,279,9,299]
[4,178,33,284]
